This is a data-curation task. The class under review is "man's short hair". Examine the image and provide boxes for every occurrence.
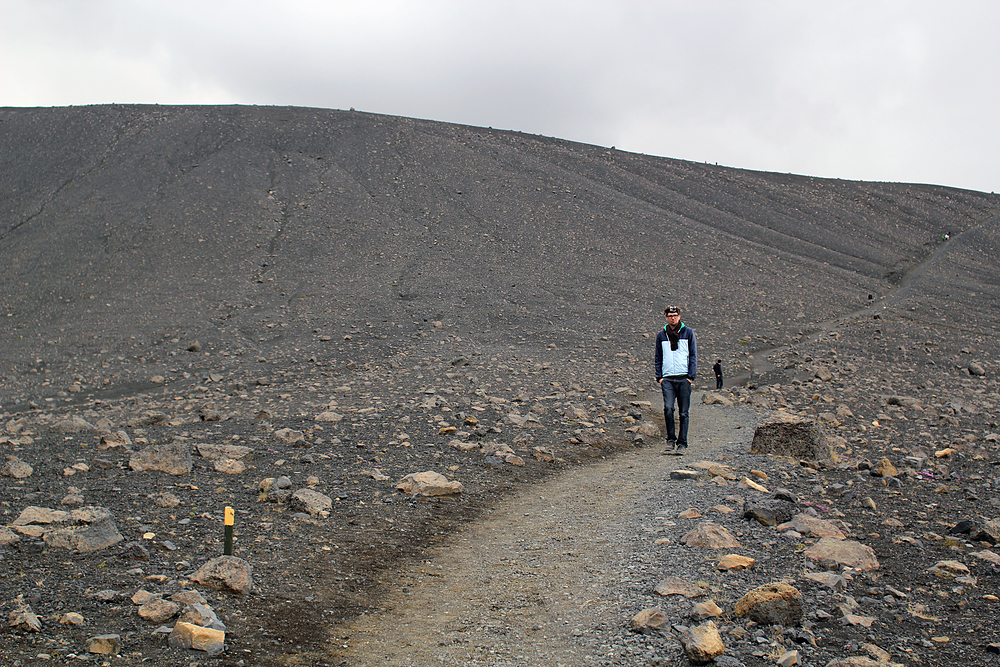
[664,306,680,316]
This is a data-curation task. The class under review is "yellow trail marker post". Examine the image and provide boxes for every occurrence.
[224,506,234,556]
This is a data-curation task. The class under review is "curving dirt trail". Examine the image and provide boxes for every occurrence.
[324,394,754,667]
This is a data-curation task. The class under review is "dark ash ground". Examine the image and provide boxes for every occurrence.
[2,105,1000,666]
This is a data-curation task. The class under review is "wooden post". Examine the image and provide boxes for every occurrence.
[224,506,234,556]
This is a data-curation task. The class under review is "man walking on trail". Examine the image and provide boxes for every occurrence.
[655,306,697,450]
[714,359,723,390]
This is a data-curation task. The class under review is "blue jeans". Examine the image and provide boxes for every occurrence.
[660,377,692,445]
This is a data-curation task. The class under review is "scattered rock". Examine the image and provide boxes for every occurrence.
[690,599,724,620]
[9,595,42,632]
[734,581,803,625]
[750,413,832,461]
[872,457,898,478]
[744,498,793,526]
[717,554,756,571]
[1,456,33,479]
[396,471,464,497]
[630,606,669,633]
[191,556,253,595]
[678,620,726,664]
[13,505,124,552]
[654,577,705,598]
[87,634,122,655]
[682,522,741,549]
[803,538,880,571]
[168,621,225,655]
[129,440,193,475]
[50,416,95,433]
[138,598,180,623]
[273,428,304,444]
[290,488,333,516]
[777,513,845,539]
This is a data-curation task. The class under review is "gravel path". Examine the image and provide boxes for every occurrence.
[338,393,764,666]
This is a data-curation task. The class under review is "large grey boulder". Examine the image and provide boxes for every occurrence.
[129,439,192,475]
[750,413,832,461]
[13,506,123,552]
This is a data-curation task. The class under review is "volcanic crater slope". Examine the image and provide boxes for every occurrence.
[2,104,998,403]
[1,105,999,666]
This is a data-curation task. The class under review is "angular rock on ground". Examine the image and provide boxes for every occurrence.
[50,416,95,433]
[777,513,845,539]
[191,556,253,595]
[682,522,741,549]
[9,595,42,632]
[678,620,726,664]
[168,621,225,655]
[654,576,705,598]
[630,606,668,633]
[396,471,463,497]
[744,498,793,526]
[290,488,333,515]
[691,600,724,620]
[138,598,180,623]
[179,602,226,631]
[129,440,193,475]
[803,538,880,571]
[717,554,756,571]
[87,634,121,655]
[750,413,832,461]
[273,428,304,444]
[1,457,33,479]
[14,506,124,552]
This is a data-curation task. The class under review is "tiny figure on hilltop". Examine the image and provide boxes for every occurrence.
[713,359,723,390]
[655,306,697,452]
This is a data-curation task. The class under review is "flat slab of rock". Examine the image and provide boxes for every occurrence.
[717,554,756,571]
[682,522,741,549]
[197,443,253,460]
[803,538,880,571]
[654,576,705,598]
[396,471,463,497]
[777,513,845,539]
[13,506,123,552]
[802,571,848,590]
[129,440,192,475]
[688,460,738,480]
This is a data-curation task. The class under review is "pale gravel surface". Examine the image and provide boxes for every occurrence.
[335,392,770,667]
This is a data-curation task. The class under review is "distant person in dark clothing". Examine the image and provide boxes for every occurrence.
[654,306,697,450]
[713,360,723,390]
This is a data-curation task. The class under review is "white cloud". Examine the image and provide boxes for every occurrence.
[2,0,998,191]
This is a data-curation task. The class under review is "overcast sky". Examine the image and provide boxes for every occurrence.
[3,0,998,193]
